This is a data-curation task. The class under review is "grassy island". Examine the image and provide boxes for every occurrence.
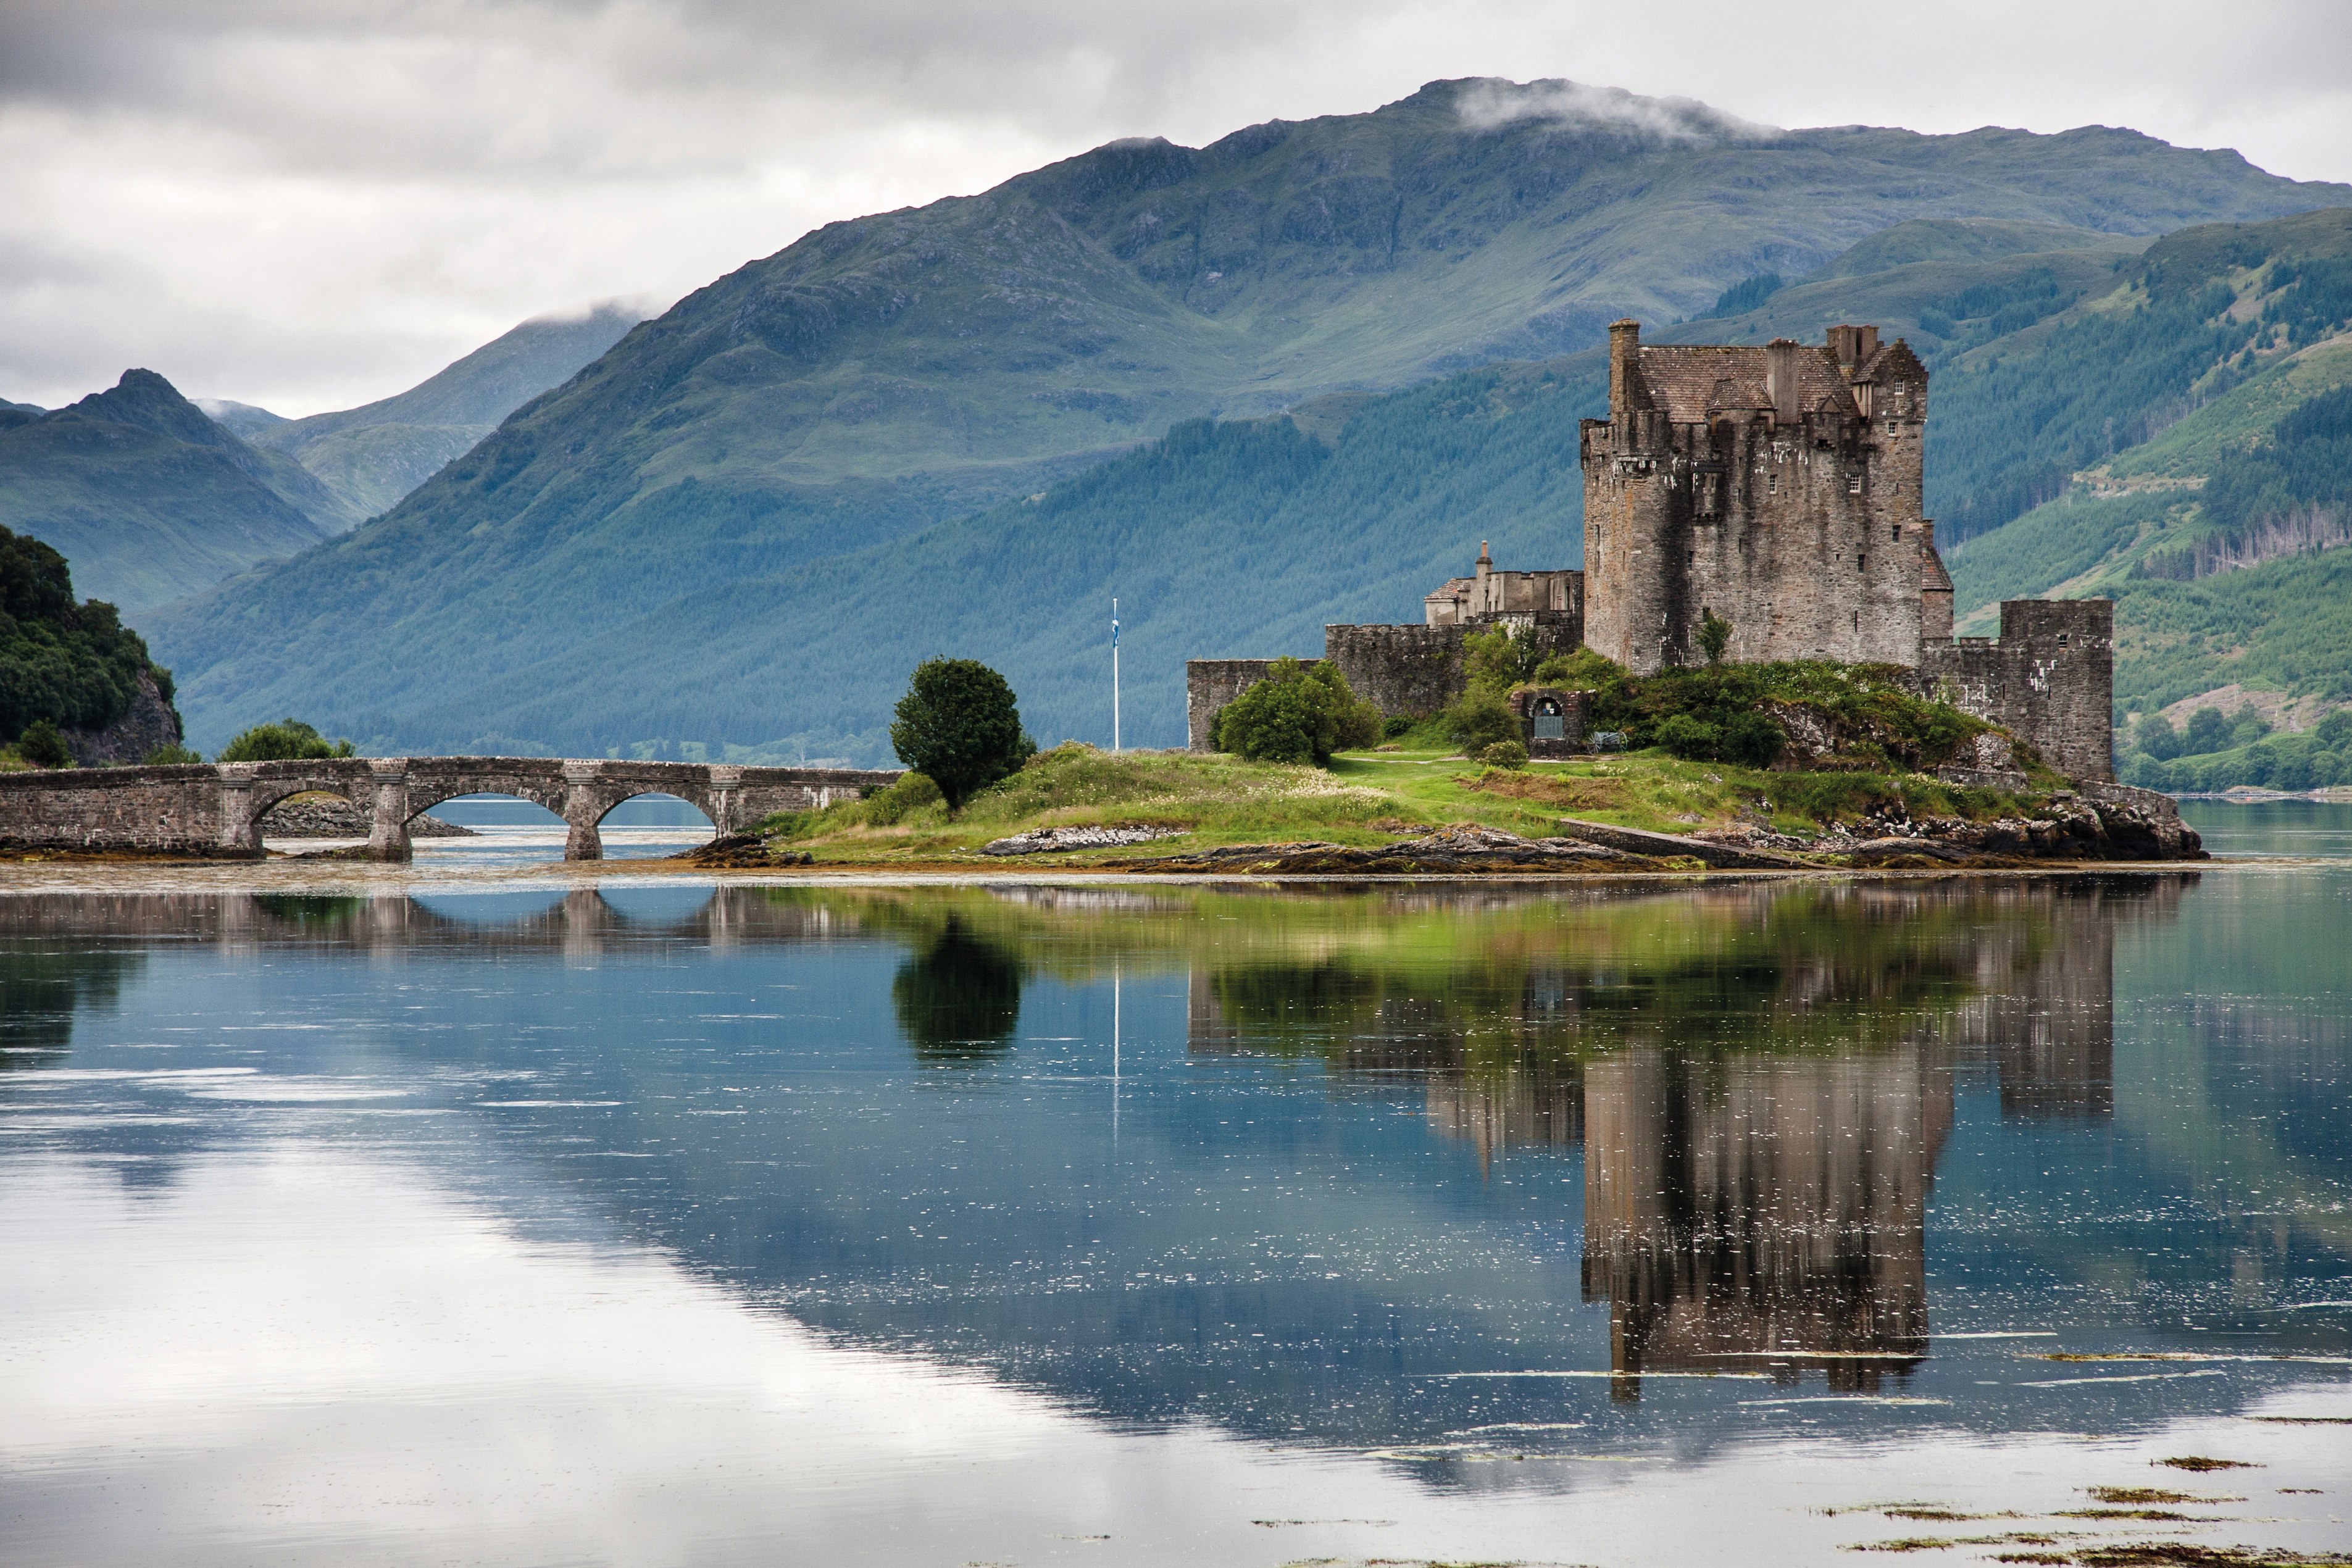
[743,741,2083,870]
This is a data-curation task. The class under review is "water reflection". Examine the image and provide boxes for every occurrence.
[6,868,2352,1565]
[892,917,1026,1061]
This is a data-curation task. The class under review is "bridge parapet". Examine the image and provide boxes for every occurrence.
[0,757,902,862]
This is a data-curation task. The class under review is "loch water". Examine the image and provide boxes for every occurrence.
[2,851,2348,1564]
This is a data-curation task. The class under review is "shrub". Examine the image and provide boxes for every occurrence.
[1653,712,1721,761]
[1382,714,1414,739]
[17,719,71,769]
[1215,657,1381,765]
[1476,739,1528,769]
[143,744,202,765]
[888,657,1035,810]
[1698,610,1733,665]
[862,770,945,825]
[1443,687,1519,754]
[217,719,355,762]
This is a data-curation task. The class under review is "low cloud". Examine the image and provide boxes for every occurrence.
[1454,77,1779,141]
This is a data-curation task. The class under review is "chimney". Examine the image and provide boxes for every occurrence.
[1826,324,1880,372]
[1608,319,1640,412]
[1766,338,1801,425]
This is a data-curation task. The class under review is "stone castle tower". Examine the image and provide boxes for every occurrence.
[1581,320,1939,672]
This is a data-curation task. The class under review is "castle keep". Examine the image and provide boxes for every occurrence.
[1187,320,2114,781]
[1583,321,1936,670]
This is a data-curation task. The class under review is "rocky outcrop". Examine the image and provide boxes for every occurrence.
[257,793,475,838]
[983,824,1186,856]
[1831,785,2202,865]
[1114,825,1650,874]
[60,669,181,766]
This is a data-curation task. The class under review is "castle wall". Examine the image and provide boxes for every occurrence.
[1185,659,1282,752]
[1916,600,2114,783]
[1322,613,1583,721]
[1321,627,1461,720]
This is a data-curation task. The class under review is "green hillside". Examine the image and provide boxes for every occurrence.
[175,361,1602,758]
[244,303,645,519]
[147,79,2351,757]
[0,370,350,614]
[1906,211,2352,788]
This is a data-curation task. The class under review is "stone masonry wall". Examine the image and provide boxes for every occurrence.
[1914,600,2114,783]
[1322,627,1463,720]
[1323,616,1583,721]
[1186,659,1282,753]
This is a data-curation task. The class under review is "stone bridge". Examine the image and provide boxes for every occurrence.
[0,757,903,862]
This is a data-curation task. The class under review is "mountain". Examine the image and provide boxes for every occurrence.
[241,303,646,519]
[148,78,2352,757]
[0,370,355,614]
[193,399,290,441]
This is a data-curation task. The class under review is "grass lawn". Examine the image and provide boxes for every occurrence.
[754,743,2046,868]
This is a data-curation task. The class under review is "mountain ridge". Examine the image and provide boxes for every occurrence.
[148,78,2352,754]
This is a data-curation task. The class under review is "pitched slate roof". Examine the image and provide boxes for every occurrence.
[1627,344,1860,423]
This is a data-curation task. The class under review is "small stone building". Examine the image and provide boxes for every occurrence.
[1424,543,1584,631]
[1508,688,1591,758]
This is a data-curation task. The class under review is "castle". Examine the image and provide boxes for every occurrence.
[1188,322,2113,782]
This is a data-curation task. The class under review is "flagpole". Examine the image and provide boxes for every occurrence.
[1111,598,1121,754]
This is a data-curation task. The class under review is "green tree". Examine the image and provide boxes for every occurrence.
[1698,610,1733,665]
[2183,707,2232,755]
[2135,712,2184,761]
[0,525,177,744]
[1460,627,1539,694]
[17,719,71,769]
[1214,657,1382,765]
[217,719,357,762]
[889,658,1034,810]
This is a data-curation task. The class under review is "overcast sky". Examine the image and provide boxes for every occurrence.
[4,0,2349,416]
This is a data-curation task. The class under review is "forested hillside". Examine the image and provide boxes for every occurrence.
[147,78,2350,756]
[1906,210,2352,788]
[0,524,178,752]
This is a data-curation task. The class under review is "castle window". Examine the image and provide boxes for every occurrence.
[1848,475,1863,494]
[1858,554,1867,572]
[1891,525,1902,541]
[2058,633,2071,647]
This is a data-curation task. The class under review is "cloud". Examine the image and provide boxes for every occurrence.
[1454,77,1779,141]
[0,1,2347,414]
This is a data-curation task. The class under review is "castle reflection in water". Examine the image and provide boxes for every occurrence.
[2,875,2180,1405]
[1186,880,2175,1397]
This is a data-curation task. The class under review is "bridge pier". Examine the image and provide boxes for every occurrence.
[561,762,605,861]
[708,765,742,835]
[215,765,264,857]
[368,761,412,863]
